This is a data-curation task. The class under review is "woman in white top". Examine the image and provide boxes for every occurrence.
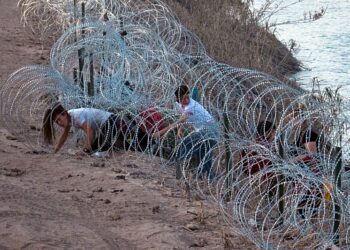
[42,103,127,154]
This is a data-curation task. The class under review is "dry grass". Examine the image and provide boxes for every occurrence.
[164,0,300,80]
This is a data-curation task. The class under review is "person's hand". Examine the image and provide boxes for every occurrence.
[75,150,88,157]
[82,147,92,155]
[177,128,183,138]
[178,114,187,123]
[66,148,89,156]
[83,147,90,153]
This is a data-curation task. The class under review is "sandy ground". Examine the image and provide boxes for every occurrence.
[0,0,257,249]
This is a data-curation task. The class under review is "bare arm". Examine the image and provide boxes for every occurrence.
[289,142,317,162]
[80,122,95,151]
[304,141,317,153]
[290,154,310,163]
[178,114,187,123]
[176,114,187,138]
[152,114,187,139]
[54,126,71,153]
[152,123,177,139]
[177,125,184,138]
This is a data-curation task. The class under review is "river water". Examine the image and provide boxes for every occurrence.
[253,0,350,95]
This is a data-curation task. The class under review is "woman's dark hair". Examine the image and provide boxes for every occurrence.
[42,103,67,144]
[257,121,275,139]
[175,85,190,102]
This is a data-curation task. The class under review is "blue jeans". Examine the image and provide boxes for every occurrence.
[176,130,217,179]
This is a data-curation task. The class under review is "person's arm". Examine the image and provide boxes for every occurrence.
[176,114,187,138]
[80,122,95,152]
[152,114,188,139]
[178,113,187,123]
[177,125,183,138]
[290,154,310,163]
[152,123,177,139]
[304,141,317,153]
[54,126,71,153]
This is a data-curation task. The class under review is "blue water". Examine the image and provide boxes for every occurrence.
[253,0,350,95]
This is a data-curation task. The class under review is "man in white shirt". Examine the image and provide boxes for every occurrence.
[174,85,219,180]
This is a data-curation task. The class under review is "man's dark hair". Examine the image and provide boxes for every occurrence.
[175,85,190,102]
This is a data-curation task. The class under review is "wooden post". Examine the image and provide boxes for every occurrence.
[224,113,232,201]
[333,146,342,246]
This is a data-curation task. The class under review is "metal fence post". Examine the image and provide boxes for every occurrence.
[78,2,85,91]
[88,52,94,96]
